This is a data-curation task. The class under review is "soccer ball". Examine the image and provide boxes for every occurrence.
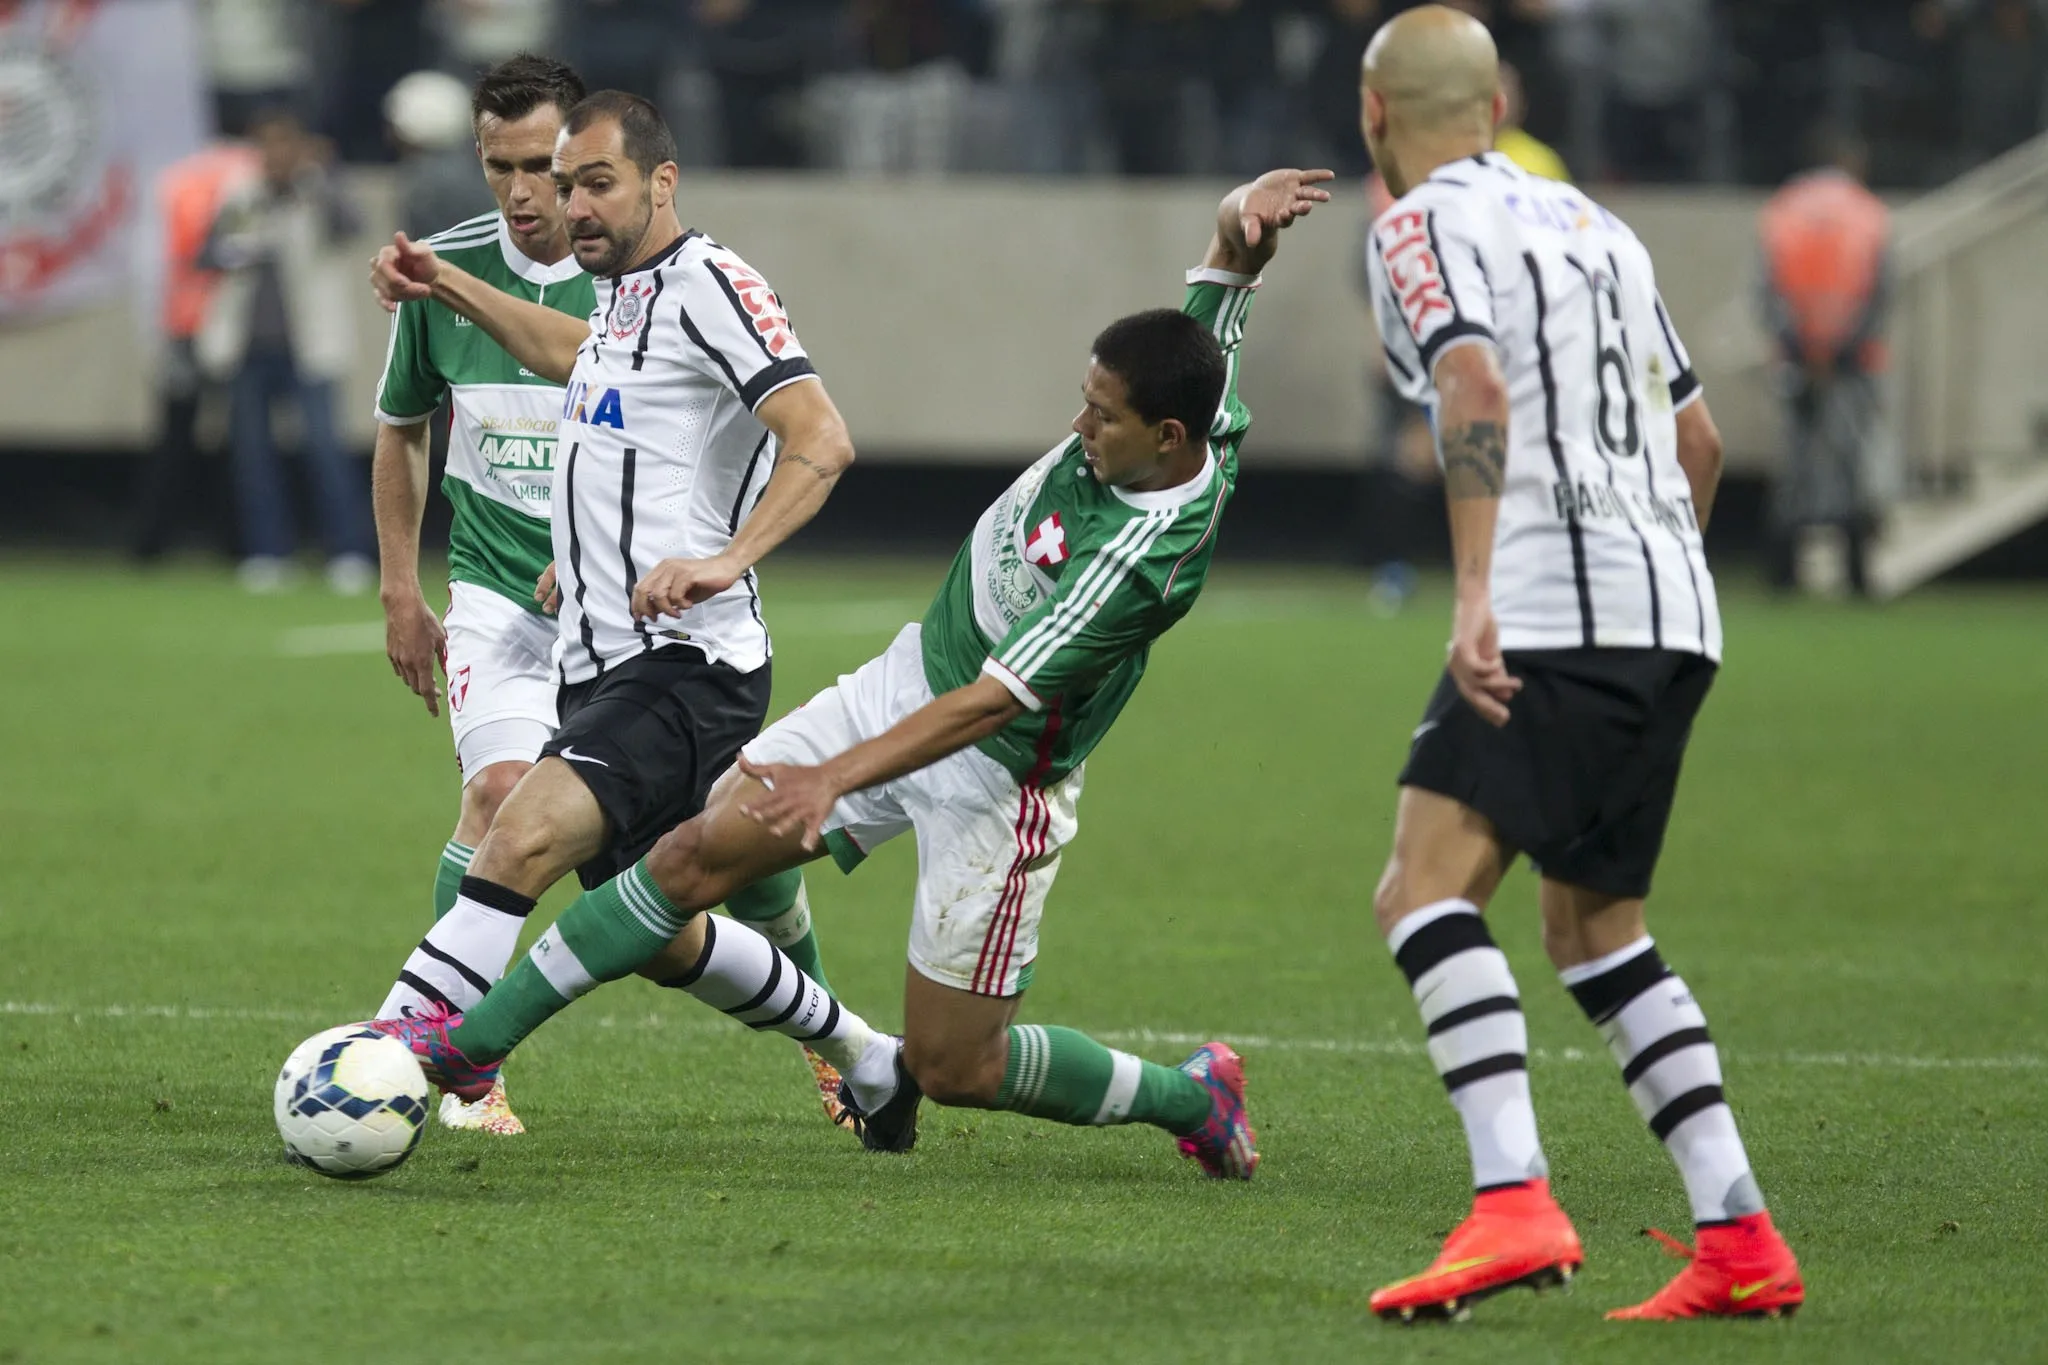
[274,1025,431,1179]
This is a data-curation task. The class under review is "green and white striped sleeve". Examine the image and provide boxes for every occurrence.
[1183,266,1258,454]
[980,513,1176,711]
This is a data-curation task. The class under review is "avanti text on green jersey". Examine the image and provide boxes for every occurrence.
[375,211,596,612]
[920,270,1258,783]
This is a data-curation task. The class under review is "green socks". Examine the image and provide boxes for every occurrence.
[994,1025,1211,1135]
[433,840,475,921]
[721,869,832,993]
[449,858,688,1063]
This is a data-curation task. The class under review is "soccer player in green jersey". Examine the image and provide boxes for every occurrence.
[368,60,846,1135]
[373,167,1333,1177]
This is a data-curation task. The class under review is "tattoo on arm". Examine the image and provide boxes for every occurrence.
[1440,421,1507,500]
[784,452,838,482]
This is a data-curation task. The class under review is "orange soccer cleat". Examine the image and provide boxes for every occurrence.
[1371,1179,1584,1322]
[1606,1211,1804,1321]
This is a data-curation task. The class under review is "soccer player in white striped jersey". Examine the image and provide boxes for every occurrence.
[370,55,591,1137]
[1357,8,1801,1323]
[365,91,870,1130]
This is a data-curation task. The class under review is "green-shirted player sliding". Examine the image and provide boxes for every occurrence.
[373,167,1332,1173]
[367,57,848,1136]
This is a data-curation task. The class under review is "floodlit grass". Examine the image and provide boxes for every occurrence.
[3,557,2043,1363]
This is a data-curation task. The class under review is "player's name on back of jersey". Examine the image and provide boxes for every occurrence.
[1553,479,1700,536]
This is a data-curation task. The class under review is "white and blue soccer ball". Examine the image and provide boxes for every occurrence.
[274,1025,431,1180]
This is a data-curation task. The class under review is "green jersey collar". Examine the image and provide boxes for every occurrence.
[498,216,585,286]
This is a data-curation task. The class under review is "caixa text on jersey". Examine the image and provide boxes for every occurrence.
[561,382,625,429]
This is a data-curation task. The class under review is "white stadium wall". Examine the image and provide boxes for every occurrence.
[0,172,1983,474]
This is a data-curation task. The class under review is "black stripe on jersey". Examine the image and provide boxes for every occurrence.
[1568,254,1662,648]
[675,301,747,394]
[1524,251,1596,647]
[1425,214,1469,322]
[1415,214,1496,371]
[629,271,667,372]
[1382,341,1416,385]
[1652,297,1702,407]
[559,438,603,678]
[1366,248,1422,384]
[704,260,778,360]
[730,432,774,644]
[739,357,816,412]
[1617,252,1707,644]
[617,447,652,651]
[1417,320,1496,373]
[729,431,771,533]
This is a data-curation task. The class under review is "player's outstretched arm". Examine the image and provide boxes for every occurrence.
[371,418,445,715]
[370,233,588,383]
[1202,168,1334,276]
[630,378,856,619]
[737,677,1026,849]
[1434,341,1522,727]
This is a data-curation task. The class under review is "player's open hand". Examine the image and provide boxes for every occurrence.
[735,755,838,851]
[1234,168,1336,251]
[1448,593,1521,727]
[384,589,448,717]
[632,555,743,622]
[535,561,560,615]
[370,233,440,313]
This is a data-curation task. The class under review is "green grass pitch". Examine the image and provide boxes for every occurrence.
[3,557,2044,1364]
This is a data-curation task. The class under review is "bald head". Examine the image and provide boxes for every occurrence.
[1360,4,1502,197]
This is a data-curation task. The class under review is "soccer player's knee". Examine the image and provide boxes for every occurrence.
[644,820,721,913]
[903,1032,1003,1108]
[1371,858,1413,936]
[481,797,560,871]
[467,763,527,830]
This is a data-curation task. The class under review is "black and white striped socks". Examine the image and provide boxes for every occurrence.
[377,876,536,1020]
[1560,937,1764,1224]
[1388,899,1549,1190]
[658,915,877,1078]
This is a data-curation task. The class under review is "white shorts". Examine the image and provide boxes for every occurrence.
[444,581,560,784]
[742,623,1083,998]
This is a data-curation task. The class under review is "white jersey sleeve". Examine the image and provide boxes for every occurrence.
[664,245,819,411]
[1367,187,1500,405]
[1647,289,1703,413]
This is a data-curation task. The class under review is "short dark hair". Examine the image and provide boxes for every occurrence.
[472,53,586,127]
[1089,309,1227,440]
[563,90,678,175]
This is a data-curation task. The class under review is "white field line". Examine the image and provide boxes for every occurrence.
[6,1001,2042,1072]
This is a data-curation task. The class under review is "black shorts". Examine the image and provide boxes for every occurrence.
[542,646,773,890]
[1397,647,1717,899]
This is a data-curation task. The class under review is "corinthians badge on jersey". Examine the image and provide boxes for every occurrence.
[610,277,653,339]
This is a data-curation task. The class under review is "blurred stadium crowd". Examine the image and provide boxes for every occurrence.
[211,0,2048,186]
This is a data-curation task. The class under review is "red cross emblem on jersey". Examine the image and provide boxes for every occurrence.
[1025,513,1068,568]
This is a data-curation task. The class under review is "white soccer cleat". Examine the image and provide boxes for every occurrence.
[437,1076,526,1135]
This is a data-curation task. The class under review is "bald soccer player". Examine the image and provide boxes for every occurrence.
[1356,7,1802,1324]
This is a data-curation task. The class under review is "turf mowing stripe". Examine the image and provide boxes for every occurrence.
[8,1001,2045,1071]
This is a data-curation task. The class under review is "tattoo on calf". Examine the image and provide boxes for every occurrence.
[1441,421,1507,500]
